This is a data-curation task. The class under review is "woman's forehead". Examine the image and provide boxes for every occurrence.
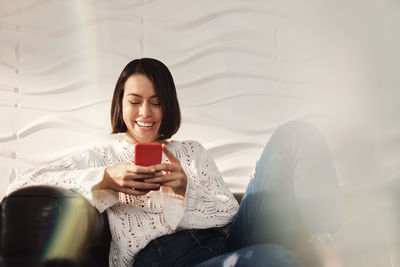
[124,74,156,96]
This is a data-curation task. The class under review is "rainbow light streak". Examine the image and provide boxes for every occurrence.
[73,0,100,81]
[37,1,101,260]
[41,197,89,261]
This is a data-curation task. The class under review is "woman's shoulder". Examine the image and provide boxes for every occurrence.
[69,139,129,158]
[166,139,206,156]
[167,139,201,148]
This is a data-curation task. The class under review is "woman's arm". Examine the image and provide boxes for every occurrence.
[95,163,161,195]
[179,141,239,228]
[7,147,110,211]
[154,141,239,230]
[7,144,163,212]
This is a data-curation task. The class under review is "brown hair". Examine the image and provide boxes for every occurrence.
[110,58,181,140]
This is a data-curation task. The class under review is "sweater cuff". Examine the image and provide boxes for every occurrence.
[176,165,199,228]
[163,165,195,230]
[91,189,119,213]
[81,167,118,213]
[163,194,185,230]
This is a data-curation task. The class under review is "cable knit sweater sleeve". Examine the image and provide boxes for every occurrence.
[173,141,239,229]
[6,145,119,213]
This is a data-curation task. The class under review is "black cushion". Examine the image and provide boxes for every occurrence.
[0,186,243,267]
[0,186,110,267]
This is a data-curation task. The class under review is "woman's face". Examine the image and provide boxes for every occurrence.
[122,74,163,143]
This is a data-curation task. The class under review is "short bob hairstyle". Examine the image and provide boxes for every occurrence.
[111,58,181,140]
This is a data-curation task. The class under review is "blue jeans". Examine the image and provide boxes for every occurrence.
[132,121,342,267]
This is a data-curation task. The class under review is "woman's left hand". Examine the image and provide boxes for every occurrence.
[145,144,188,197]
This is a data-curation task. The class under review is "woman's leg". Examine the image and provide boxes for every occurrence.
[195,244,305,267]
[226,121,342,251]
[132,228,227,267]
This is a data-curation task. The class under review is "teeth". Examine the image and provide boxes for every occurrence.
[136,121,154,127]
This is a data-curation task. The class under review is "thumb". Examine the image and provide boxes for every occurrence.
[162,144,179,163]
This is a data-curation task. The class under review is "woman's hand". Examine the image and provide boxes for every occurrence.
[145,144,188,197]
[94,163,162,196]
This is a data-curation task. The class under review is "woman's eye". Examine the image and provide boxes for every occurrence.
[151,102,161,106]
[129,101,140,105]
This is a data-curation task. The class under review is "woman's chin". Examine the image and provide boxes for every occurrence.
[133,133,159,143]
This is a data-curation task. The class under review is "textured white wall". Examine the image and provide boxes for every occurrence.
[1,0,400,264]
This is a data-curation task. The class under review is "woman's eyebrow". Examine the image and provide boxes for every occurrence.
[126,93,158,98]
[127,93,142,97]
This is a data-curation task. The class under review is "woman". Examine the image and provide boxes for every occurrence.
[7,58,341,267]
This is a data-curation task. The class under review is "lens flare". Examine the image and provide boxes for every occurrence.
[41,197,90,261]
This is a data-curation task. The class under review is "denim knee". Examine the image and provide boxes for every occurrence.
[277,120,321,140]
[272,120,329,154]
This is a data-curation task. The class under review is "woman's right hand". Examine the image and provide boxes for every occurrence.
[94,163,162,195]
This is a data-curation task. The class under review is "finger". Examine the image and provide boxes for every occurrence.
[145,174,176,184]
[125,172,163,181]
[135,182,161,191]
[162,144,179,164]
[159,181,179,188]
[152,163,176,172]
[128,164,157,174]
[128,181,160,191]
[119,187,150,196]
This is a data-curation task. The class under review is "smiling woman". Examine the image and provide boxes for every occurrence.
[122,74,163,144]
[6,58,342,267]
[110,58,181,142]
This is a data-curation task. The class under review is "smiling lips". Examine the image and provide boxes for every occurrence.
[135,121,156,132]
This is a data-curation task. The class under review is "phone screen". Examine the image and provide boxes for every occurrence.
[134,143,162,166]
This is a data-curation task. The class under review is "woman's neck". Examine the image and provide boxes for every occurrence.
[122,133,165,144]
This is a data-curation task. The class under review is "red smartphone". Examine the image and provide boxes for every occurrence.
[134,142,162,166]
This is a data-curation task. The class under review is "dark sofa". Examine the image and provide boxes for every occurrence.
[0,186,316,267]
[0,186,111,267]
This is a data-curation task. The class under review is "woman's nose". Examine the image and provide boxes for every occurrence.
[139,102,152,116]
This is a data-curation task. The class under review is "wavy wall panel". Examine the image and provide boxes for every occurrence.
[1,0,295,194]
[0,0,394,190]
[1,1,400,265]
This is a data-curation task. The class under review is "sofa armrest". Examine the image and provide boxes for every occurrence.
[0,186,110,267]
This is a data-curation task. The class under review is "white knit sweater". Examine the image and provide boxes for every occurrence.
[7,140,239,267]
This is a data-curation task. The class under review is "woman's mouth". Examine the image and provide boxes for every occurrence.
[135,121,156,129]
